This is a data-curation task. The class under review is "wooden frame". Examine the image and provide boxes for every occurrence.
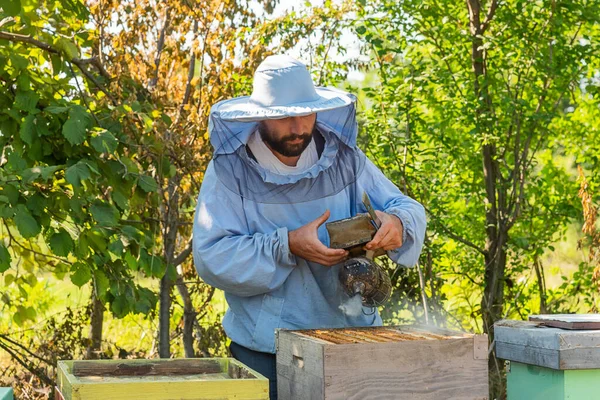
[57,358,268,400]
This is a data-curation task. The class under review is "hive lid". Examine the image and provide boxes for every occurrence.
[495,319,600,370]
[529,314,600,330]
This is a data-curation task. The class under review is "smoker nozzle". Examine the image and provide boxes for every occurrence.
[352,281,366,297]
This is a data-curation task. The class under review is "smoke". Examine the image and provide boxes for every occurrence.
[339,294,364,317]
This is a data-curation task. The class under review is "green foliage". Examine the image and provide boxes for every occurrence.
[353,0,600,332]
[0,0,165,327]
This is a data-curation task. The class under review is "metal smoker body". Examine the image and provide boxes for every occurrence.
[325,193,392,308]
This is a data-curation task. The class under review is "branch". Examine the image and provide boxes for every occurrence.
[0,339,53,386]
[0,30,117,104]
[148,8,171,89]
[173,239,193,267]
[480,0,498,34]
[175,19,199,126]
[317,19,340,86]
[2,219,73,265]
[0,334,53,365]
[423,205,488,256]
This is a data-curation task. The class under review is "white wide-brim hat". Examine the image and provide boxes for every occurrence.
[211,55,354,122]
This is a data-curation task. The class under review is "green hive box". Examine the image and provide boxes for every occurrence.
[495,319,600,400]
[57,358,269,400]
[0,388,13,400]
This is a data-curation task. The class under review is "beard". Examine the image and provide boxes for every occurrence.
[258,121,315,157]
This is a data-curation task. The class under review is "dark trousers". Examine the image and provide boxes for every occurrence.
[229,341,278,399]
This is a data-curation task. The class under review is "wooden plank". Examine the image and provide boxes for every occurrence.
[71,359,223,376]
[496,342,560,370]
[57,361,74,400]
[228,358,263,379]
[54,386,65,400]
[322,338,488,400]
[276,329,325,399]
[73,379,268,400]
[529,314,600,330]
[473,335,488,360]
[495,320,600,369]
[495,321,561,350]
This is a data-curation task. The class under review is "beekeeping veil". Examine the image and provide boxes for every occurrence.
[207,55,365,204]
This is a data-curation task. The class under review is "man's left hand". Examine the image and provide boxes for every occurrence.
[365,211,403,251]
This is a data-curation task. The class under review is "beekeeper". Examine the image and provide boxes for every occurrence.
[193,55,426,398]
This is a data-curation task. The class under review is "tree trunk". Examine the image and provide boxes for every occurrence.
[159,173,181,358]
[158,275,172,358]
[466,1,506,398]
[175,276,197,358]
[85,287,104,359]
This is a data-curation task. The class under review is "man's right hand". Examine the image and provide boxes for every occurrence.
[288,209,349,266]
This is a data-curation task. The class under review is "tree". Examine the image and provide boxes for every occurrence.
[354,0,600,396]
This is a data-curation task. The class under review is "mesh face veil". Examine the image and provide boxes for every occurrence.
[208,98,367,204]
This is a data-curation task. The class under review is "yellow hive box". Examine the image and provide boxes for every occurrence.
[57,358,268,400]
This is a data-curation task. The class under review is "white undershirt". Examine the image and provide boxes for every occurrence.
[247,130,318,175]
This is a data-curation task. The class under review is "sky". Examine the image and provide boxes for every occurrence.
[249,0,366,82]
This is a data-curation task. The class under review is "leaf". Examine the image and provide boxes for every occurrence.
[134,287,157,314]
[19,114,36,145]
[108,238,124,258]
[124,251,138,270]
[14,91,39,113]
[62,105,90,145]
[44,106,69,114]
[26,193,46,216]
[1,184,19,205]
[146,255,165,279]
[110,296,128,318]
[53,263,71,279]
[112,189,129,211]
[140,249,165,278]
[0,244,11,273]
[140,113,153,132]
[4,0,21,16]
[40,165,62,180]
[9,54,28,71]
[13,305,36,326]
[48,229,74,257]
[5,151,26,172]
[14,205,41,238]
[91,130,118,153]
[71,262,92,287]
[21,166,42,183]
[56,38,80,60]
[90,201,119,227]
[65,162,90,188]
[94,270,110,298]
[70,262,92,287]
[121,225,144,244]
[137,175,158,193]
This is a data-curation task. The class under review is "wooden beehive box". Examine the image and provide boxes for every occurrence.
[276,325,488,400]
[57,358,268,400]
[495,318,600,400]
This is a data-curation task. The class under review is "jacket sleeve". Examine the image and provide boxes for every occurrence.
[356,156,427,267]
[192,162,297,297]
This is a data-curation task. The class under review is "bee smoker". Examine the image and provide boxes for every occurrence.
[325,193,392,308]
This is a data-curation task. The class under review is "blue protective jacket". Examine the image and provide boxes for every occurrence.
[193,98,427,354]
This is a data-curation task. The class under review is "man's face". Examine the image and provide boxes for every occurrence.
[258,114,317,157]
